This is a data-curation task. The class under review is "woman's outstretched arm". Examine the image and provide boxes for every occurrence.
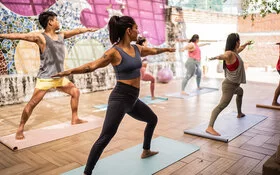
[52,49,115,77]
[138,45,175,57]
[209,51,232,61]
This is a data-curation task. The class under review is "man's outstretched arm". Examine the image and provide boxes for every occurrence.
[62,28,99,39]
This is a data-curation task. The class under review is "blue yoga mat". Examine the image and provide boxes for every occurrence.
[140,96,168,105]
[93,96,168,111]
[184,112,267,142]
[61,136,199,175]
[165,87,218,99]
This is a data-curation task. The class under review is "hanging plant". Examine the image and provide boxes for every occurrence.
[241,0,280,20]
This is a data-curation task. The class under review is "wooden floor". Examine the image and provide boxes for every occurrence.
[0,77,279,175]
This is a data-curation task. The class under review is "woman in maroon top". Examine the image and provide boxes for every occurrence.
[206,33,252,136]
[272,43,280,106]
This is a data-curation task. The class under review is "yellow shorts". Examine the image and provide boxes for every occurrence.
[35,77,71,90]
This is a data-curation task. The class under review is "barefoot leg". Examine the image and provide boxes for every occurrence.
[272,102,280,106]
[72,118,88,125]
[181,91,189,95]
[206,126,221,136]
[141,149,159,159]
[272,81,280,105]
[237,113,245,118]
[16,127,25,140]
[57,83,88,125]
[15,89,47,140]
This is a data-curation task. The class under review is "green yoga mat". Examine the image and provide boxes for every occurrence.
[165,87,218,99]
[61,136,199,175]
[93,96,168,112]
[184,112,267,142]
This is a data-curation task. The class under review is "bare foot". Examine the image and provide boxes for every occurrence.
[181,91,189,95]
[237,113,245,118]
[141,149,159,159]
[206,127,221,136]
[272,102,280,106]
[71,118,88,125]
[197,87,202,90]
[151,96,156,100]
[15,130,25,140]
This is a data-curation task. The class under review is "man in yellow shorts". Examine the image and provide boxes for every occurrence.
[0,11,98,139]
[35,77,71,90]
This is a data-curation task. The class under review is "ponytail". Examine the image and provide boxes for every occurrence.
[225,33,240,51]
[223,33,240,70]
[108,16,135,44]
[108,16,120,44]
[189,34,199,43]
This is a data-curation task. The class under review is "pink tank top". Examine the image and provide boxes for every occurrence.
[188,43,201,61]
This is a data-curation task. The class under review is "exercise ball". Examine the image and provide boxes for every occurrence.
[157,68,173,83]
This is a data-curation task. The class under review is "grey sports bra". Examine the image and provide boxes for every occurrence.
[113,45,142,80]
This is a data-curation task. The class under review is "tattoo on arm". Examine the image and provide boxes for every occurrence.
[102,54,107,59]
[155,48,161,54]
[84,66,91,73]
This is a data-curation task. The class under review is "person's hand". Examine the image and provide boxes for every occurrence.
[168,48,176,52]
[51,70,71,78]
[247,40,254,45]
[208,57,216,61]
[87,28,99,32]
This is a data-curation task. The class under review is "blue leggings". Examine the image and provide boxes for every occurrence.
[84,82,158,175]
[181,58,201,91]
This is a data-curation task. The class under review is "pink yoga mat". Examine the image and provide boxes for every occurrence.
[0,116,103,151]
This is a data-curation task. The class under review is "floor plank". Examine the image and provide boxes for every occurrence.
[198,157,236,175]
[172,158,212,175]
[226,157,260,175]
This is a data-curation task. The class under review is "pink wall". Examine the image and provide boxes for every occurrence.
[0,0,166,45]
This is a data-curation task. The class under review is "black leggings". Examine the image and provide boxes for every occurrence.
[84,82,158,175]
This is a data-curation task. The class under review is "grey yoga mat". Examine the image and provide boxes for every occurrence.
[184,112,267,142]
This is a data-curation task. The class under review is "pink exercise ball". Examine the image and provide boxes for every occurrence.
[157,68,173,83]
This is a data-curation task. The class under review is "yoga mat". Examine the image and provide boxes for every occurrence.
[256,104,280,110]
[184,112,267,142]
[62,136,199,175]
[139,96,168,105]
[165,87,218,99]
[0,116,103,151]
[93,96,168,112]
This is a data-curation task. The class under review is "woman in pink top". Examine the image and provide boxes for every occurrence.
[272,43,280,106]
[136,37,156,100]
[180,34,209,95]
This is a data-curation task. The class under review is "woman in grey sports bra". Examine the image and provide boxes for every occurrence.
[206,33,252,136]
[53,15,175,175]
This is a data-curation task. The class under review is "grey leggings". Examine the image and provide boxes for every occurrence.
[181,58,201,91]
[208,79,243,127]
